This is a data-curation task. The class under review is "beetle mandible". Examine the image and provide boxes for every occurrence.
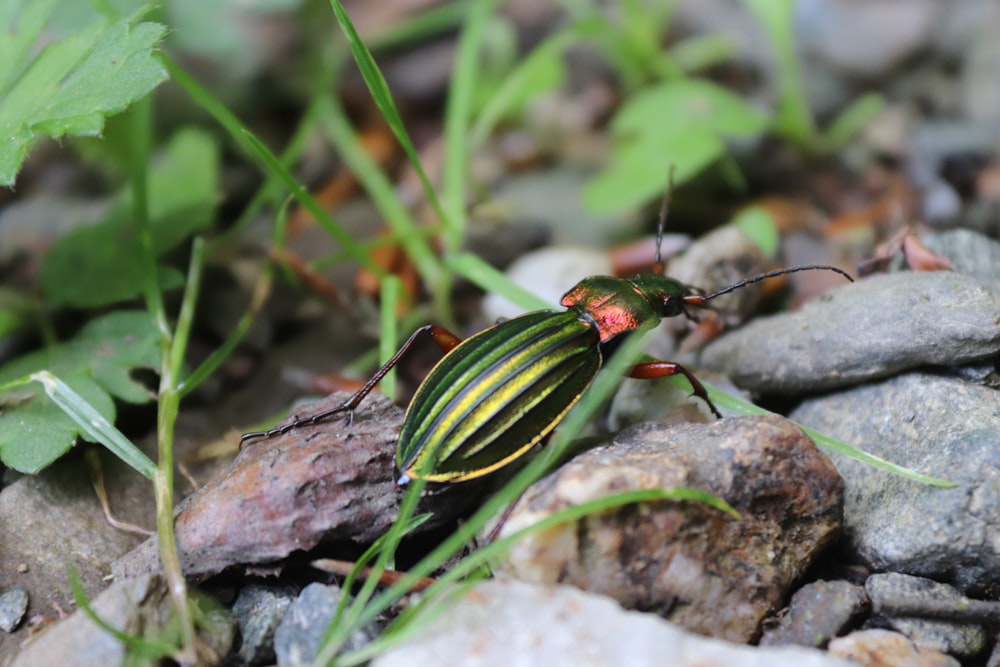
[241,191,854,485]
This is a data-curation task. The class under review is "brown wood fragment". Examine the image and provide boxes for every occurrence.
[112,392,484,580]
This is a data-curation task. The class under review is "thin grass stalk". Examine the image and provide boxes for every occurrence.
[128,97,197,662]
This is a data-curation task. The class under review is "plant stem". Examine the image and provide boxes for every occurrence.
[129,97,197,662]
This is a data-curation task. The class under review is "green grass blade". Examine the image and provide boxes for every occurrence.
[446,253,553,311]
[169,237,204,381]
[340,487,737,665]
[28,371,156,479]
[743,0,816,150]
[67,566,176,659]
[469,28,573,149]
[329,0,451,241]
[239,130,383,276]
[366,3,468,51]
[379,275,401,402]
[179,270,272,399]
[822,92,885,150]
[440,0,500,252]
[318,96,442,287]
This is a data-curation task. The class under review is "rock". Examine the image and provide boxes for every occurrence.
[0,589,28,633]
[232,582,296,666]
[829,629,960,667]
[10,574,232,667]
[958,6,1000,121]
[496,415,843,642]
[274,583,378,666]
[759,580,867,648]
[665,224,768,320]
[607,374,722,430]
[865,573,987,658]
[112,392,484,579]
[790,371,1000,594]
[700,272,1000,394]
[795,0,939,78]
[923,229,1000,296]
[0,451,150,663]
[372,580,856,667]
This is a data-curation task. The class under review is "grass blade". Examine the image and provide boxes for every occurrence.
[29,371,156,479]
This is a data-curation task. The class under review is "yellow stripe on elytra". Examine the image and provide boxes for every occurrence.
[403,362,594,483]
[458,356,579,459]
[403,313,555,434]
[420,324,580,461]
[406,320,588,474]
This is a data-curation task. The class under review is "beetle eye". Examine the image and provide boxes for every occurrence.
[662,296,684,317]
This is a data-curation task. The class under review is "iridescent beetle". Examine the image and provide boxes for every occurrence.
[242,192,853,484]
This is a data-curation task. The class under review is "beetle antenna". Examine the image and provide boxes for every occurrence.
[697,264,854,302]
[653,166,676,275]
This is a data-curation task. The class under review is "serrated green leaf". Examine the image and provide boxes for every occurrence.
[0,311,158,473]
[0,3,169,185]
[39,128,219,307]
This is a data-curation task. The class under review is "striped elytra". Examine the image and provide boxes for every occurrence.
[396,310,601,484]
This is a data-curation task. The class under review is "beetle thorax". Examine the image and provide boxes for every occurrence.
[561,275,673,342]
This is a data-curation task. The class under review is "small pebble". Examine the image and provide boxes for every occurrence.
[0,588,29,633]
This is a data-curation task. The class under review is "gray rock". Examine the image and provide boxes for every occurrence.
[10,574,232,667]
[923,229,1000,295]
[0,452,150,663]
[274,583,378,666]
[865,573,987,658]
[829,629,960,667]
[958,6,1000,121]
[372,580,856,667]
[496,415,843,642]
[0,588,28,633]
[760,580,867,648]
[796,0,939,78]
[790,371,1000,594]
[701,272,1000,394]
[664,224,767,320]
[232,583,296,666]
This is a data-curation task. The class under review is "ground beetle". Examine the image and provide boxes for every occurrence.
[242,192,854,485]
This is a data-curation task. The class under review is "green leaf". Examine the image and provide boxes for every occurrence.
[0,311,159,473]
[39,128,219,307]
[584,79,767,215]
[612,79,768,139]
[743,0,815,150]
[0,3,169,185]
[583,127,724,214]
[823,92,885,151]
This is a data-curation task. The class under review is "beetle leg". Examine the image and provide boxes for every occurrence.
[627,360,722,419]
[240,324,464,447]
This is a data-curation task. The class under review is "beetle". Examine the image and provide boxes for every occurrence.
[242,197,853,485]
